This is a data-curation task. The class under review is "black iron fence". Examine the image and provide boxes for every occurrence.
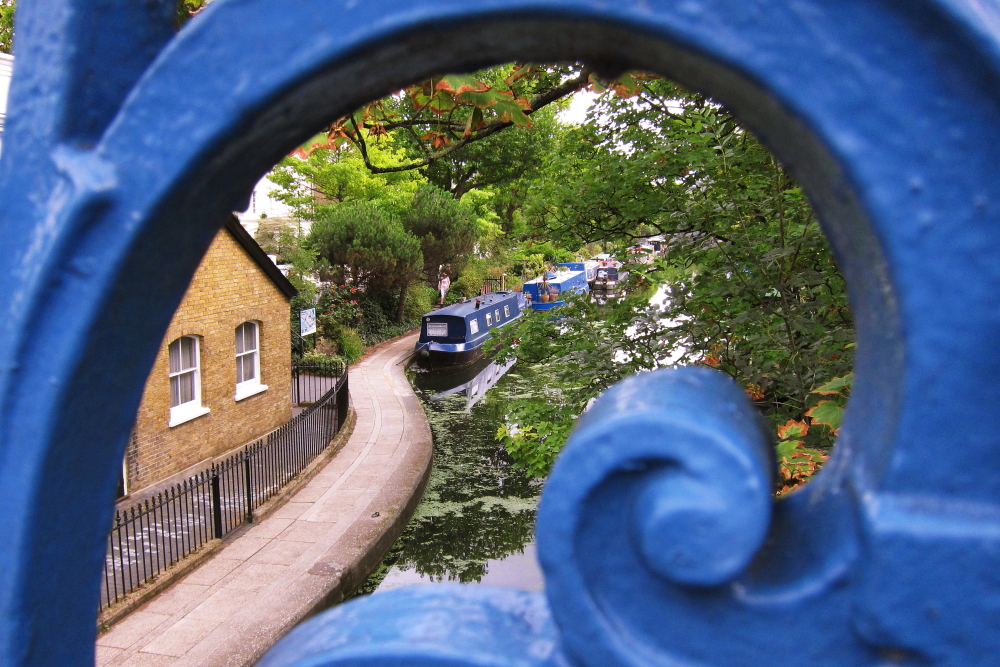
[292,357,346,406]
[101,367,349,611]
[480,275,507,294]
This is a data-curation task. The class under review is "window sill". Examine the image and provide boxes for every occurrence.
[169,405,211,428]
[235,383,268,402]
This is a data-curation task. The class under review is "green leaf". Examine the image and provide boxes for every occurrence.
[456,89,502,108]
[806,400,844,430]
[812,373,853,395]
[775,440,801,459]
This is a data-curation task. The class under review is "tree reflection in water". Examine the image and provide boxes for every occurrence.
[357,359,543,592]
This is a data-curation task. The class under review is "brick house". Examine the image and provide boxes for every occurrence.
[122,216,297,496]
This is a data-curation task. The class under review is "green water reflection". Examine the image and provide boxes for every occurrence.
[357,359,542,592]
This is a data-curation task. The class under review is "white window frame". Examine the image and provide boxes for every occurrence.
[426,322,448,337]
[504,305,511,317]
[469,318,480,335]
[235,321,268,401]
[494,308,501,321]
[485,312,493,326]
[168,336,210,427]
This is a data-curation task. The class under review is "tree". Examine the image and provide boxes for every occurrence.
[491,78,854,479]
[270,138,424,221]
[307,201,423,321]
[417,106,560,200]
[299,63,654,178]
[0,0,13,54]
[400,185,479,281]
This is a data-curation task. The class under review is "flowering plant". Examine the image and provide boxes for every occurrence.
[317,284,362,336]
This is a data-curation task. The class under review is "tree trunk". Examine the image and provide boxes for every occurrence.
[396,283,409,322]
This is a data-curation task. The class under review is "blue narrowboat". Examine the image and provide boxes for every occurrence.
[415,291,526,365]
[556,260,600,283]
[521,269,589,311]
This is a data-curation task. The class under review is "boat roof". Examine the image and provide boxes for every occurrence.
[421,291,519,319]
[523,269,586,286]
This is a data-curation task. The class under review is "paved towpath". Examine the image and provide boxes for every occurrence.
[96,332,432,667]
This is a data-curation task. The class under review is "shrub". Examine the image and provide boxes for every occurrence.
[294,351,346,377]
[332,326,365,364]
[404,284,437,320]
[354,291,422,345]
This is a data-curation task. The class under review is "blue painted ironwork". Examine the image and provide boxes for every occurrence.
[0,0,998,665]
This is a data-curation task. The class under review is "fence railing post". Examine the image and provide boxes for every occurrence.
[336,370,348,430]
[210,467,223,539]
[244,451,253,524]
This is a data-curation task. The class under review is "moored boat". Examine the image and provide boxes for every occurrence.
[414,290,526,365]
[521,268,589,311]
[593,262,626,291]
[556,261,599,284]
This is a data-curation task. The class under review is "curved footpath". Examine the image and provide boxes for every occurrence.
[97,332,433,667]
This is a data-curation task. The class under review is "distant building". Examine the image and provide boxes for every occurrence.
[122,216,297,496]
[236,173,297,238]
[0,53,13,153]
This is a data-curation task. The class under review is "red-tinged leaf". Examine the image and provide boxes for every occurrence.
[422,132,451,149]
[435,74,491,95]
[499,107,532,127]
[806,400,844,430]
[492,95,533,127]
[463,107,484,138]
[777,419,809,440]
[428,90,457,114]
[503,63,536,86]
[587,73,607,93]
[409,80,435,98]
[611,72,642,98]
[456,89,501,108]
[812,373,854,395]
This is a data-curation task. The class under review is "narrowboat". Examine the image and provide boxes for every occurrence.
[415,290,526,365]
[521,268,589,311]
[593,263,626,290]
[556,260,600,284]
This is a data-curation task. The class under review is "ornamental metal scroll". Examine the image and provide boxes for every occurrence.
[0,0,998,665]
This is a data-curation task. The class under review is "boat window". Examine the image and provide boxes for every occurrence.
[494,309,501,321]
[469,318,480,335]
[504,305,510,317]
[427,322,448,337]
[485,312,493,326]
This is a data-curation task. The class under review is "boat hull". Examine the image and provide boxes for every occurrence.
[425,345,484,366]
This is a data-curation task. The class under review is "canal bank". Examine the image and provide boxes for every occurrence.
[96,332,433,667]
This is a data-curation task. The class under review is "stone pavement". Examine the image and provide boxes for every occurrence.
[96,332,432,667]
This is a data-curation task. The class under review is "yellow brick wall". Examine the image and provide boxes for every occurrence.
[127,227,293,494]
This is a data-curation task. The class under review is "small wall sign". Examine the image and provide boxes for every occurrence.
[300,308,316,336]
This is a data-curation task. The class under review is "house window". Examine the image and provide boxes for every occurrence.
[469,318,480,335]
[235,321,268,401]
[485,312,493,326]
[168,336,209,426]
[504,305,511,317]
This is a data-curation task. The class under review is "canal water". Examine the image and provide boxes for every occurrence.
[356,357,545,594]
